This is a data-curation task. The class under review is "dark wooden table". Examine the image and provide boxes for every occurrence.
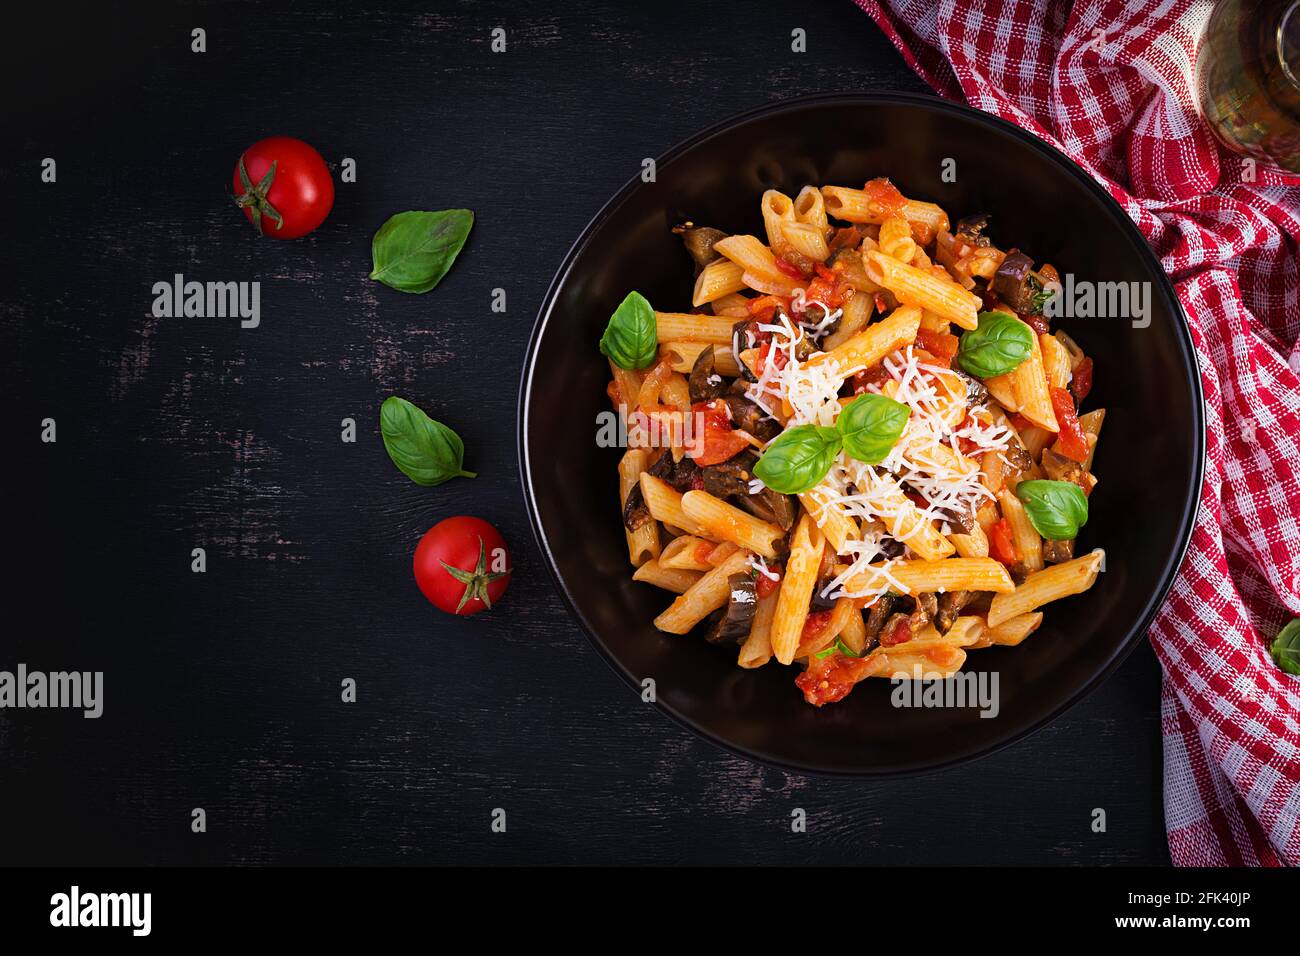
[0,0,1168,865]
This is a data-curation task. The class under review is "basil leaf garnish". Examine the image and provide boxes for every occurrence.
[837,394,910,464]
[957,311,1034,378]
[370,209,474,294]
[379,396,476,486]
[599,291,658,370]
[1015,479,1088,540]
[752,424,842,494]
[815,639,859,659]
[1271,620,1300,676]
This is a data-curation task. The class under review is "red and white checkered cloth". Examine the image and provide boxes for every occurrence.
[855,0,1300,865]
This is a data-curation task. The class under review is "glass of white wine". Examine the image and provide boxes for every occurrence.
[1197,0,1300,173]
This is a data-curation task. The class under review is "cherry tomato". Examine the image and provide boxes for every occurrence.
[1050,387,1090,462]
[795,653,878,707]
[1071,356,1094,404]
[413,517,511,615]
[232,136,334,239]
[915,328,959,367]
[989,517,1021,568]
[688,399,750,466]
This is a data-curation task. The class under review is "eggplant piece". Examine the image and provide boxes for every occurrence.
[701,451,798,530]
[622,485,652,532]
[674,223,729,276]
[940,505,976,535]
[1043,538,1076,564]
[915,592,939,624]
[953,368,989,407]
[704,573,759,645]
[954,213,991,246]
[992,250,1036,313]
[934,590,973,633]
[731,320,759,381]
[688,346,727,404]
[862,594,896,652]
[1041,447,1088,490]
[646,449,701,492]
[721,393,781,442]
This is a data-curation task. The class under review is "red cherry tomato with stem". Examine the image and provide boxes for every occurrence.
[232,136,334,239]
[413,517,511,615]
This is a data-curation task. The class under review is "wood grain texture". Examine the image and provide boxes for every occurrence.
[0,0,1169,865]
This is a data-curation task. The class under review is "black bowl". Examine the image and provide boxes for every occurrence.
[519,92,1203,775]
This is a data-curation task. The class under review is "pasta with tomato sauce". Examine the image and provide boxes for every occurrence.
[602,178,1105,707]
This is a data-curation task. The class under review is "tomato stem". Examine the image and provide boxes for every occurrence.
[233,156,284,235]
[439,537,507,612]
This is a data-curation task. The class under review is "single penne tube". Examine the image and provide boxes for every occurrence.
[654,549,753,634]
[837,604,868,655]
[793,185,829,234]
[834,557,1016,597]
[781,220,830,262]
[1040,333,1073,390]
[659,340,742,378]
[805,305,921,374]
[692,258,746,307]
[681,489,784,559]
[632,558,701,594]
[659,372,691,412]
[877,649,967,680]
[770,514,824,665]
[738,592,778,669]
[619,449,660,566]
[820,185,877,223]
[970,611,1044,648]
[822,289,873,350]
[654,312,736,344]
[659,534,715,571]
[713,235,801,295]
[799,486,858,555]
[639,473,711,539]
[987,549,1104,627]
[951,519,989,558]
[998,490,1043,572]
[877,214,918,264]
[761,189,797,250]
[864,250,981,330]
[1008,327,1058,431]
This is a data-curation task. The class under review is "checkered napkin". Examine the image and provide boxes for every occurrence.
[856,0,1300,865]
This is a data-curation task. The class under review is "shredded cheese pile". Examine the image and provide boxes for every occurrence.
[747,318,1015,605]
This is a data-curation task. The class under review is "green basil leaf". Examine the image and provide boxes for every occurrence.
[837,394,910,464]
[370,210,474,294]
[379,396,476,486]
[815,639,859,660]
[957,311,1034,378]
[599,291,658,370]
[1015,479,1088,540]
[752,424,841,494]
[1271,620,1300,676]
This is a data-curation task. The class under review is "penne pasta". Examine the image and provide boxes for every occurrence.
[738,592,778,668]
[987,550,1104,627]
[654,549,753,634]
[655,311,736,344]
[834,558,1016,597]
[619,449,660,566]
[770,514,824,665]
[692,259,746,307]
[633,558,702,594]
[681,490,784,559]
[864,250,981,330]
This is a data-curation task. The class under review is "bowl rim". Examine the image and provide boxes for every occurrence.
[518,90,1206,777]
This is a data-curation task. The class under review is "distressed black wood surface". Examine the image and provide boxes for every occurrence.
[0,0,1169,865]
